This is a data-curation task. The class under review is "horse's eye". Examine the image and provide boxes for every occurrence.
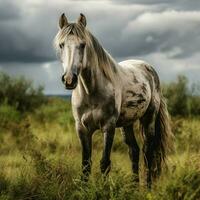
[80,42,86,49]
[59,43,64,49]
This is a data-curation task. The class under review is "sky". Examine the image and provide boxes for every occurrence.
[0,0,200,94]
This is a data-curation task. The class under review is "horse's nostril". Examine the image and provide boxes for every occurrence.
[72,74,78,82]
[61,74,65,82]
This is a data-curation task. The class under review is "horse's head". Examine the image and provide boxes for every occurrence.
[54,13,87,90]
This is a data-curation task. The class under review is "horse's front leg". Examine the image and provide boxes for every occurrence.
[76,123,93,181]
[100,125,115,175]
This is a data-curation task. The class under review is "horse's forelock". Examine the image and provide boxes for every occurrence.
[54,23,85,49]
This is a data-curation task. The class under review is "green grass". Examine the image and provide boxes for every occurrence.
[0,98,200,200]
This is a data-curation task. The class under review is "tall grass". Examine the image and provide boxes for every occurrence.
[0,97,200,200]
[0,73,200,199]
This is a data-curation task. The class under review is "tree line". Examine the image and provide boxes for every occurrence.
[0,72,199,116]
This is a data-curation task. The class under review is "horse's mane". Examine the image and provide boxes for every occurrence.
[54,23,117,83]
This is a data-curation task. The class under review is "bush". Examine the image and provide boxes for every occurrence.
[0,72,46,112]
[34,97,74,129]
[0,103,21,129]
[171,117,200,152]
[162,75,200,116]
[189,96,200,116]
[162,75,189,116]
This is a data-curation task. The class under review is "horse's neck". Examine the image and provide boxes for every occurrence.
[78,64,106,95]
[76,37,119,96]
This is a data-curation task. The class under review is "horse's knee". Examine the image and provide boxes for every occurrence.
[124,135,140,153]
[129,145,139,168]
[100,158,111,174]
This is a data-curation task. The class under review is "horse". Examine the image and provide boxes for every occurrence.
[54,13,173,187]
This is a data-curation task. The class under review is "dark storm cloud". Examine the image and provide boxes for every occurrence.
[0,24,55,62]
[0,0,57,63]
[0,0,200,63]
[110,10,200,58]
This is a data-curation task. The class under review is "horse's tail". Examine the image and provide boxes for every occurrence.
[153,95,173,177]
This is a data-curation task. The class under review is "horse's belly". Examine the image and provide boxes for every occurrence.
[116,107,147,127]
[116,92,151,127]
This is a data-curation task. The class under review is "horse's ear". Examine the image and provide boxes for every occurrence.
[77,13,87,27]
[59,13,68,29]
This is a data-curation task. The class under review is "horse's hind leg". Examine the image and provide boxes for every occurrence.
[121,125,140,181]
[141,109,158,188]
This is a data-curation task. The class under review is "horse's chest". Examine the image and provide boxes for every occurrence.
[80,107,103,128]
[73,98,117,130]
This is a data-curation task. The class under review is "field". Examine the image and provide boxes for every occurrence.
[0,96,200,200]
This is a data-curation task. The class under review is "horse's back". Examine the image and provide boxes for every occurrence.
[119,59,148,68]
[118,59,160,93]
[119,59,160,91]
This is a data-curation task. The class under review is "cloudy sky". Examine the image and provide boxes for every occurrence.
[0,0,200,94]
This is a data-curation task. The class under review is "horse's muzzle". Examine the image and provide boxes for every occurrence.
[62,73,78,90]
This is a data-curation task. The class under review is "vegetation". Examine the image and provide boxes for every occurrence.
[0,72,46,112]
[0,72,199,200]
[162,75,200,116]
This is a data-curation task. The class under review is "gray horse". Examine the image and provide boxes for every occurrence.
[54,13,172,187]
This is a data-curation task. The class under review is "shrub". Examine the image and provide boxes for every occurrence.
[189,96,200,116]
[0,72,46,112]
[0,103,21,129]
[34,97,74,129]
[162,75,200,116]
[162,75,189,116]
[171,118,200,152]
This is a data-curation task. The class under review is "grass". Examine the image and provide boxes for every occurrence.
[0,97,200,200]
